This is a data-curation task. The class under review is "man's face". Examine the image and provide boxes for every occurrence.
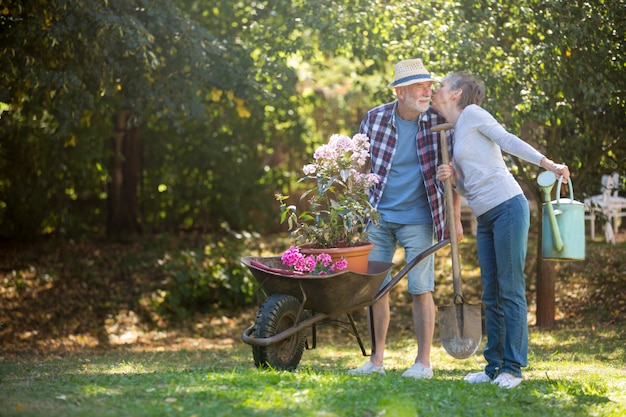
[402,82,433,113]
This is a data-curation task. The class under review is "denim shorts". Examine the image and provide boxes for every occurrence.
[367,221,435,294]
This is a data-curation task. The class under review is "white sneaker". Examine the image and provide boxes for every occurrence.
[346,361,385,375]
[464,371,491,384]
[493,373,522,389]
[401,362,433,379]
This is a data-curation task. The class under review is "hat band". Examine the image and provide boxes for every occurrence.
[392,73,432,86]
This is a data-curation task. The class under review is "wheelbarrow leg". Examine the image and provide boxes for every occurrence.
[306,314,318,350]
[347,307,376,356]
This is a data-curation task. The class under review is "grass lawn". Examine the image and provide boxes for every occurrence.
[1,234,625,416]
[1,318,624,416]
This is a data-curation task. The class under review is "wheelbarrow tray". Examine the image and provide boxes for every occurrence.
[241,256,393,315]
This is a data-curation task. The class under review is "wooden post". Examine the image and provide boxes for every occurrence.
[535,221,556,328]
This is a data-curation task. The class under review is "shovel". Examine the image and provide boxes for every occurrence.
[433,123,482,359]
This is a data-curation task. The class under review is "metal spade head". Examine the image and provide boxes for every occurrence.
[438,300,482,359]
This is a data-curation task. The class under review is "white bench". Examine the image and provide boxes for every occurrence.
[584,172,626,244]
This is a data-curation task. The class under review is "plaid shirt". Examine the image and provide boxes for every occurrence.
[360,101,454,242]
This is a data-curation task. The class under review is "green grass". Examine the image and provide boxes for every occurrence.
[1,235,624,416]
[1,324,624,417]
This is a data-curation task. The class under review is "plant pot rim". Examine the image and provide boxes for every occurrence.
[299,241,374,250]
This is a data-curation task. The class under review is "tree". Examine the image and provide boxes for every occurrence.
[1,0,623,323]
[0,0,264,237]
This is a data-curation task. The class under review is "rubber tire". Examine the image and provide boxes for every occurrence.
[252,294,306,371]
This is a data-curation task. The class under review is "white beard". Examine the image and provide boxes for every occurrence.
[414,101,430,113]
[406,94,430,113]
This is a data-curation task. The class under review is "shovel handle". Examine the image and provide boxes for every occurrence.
[434,123,464,302]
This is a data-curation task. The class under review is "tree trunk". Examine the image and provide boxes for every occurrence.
[535,217,556,328]
[107,110,142,237]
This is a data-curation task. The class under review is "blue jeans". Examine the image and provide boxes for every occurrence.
[367,221,435,294]
[476,194,530,379]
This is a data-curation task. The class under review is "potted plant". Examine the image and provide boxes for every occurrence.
[276,133,380,273]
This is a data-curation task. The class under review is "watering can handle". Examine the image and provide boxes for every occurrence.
[555,176,574,204]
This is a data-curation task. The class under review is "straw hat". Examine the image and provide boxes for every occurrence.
[388,58,437,88]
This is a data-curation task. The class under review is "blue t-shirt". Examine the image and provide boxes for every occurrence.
[378,115,432,224]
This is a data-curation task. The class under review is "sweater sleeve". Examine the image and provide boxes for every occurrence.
[473,106,545,166]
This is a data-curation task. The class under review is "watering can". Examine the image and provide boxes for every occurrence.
[537,171,585,261]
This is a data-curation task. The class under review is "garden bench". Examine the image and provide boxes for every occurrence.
[584,172,626,244]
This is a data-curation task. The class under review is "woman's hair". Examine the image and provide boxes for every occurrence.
[443,73,485,108]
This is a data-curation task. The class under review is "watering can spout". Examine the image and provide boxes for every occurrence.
[538,171,565,252]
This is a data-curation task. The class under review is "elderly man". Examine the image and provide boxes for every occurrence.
[348,58,460,379]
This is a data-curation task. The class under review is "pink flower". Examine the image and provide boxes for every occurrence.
[304,255,317,271]
[313,144,336,161]
[281,246,303,266]
[280,247,348,276]
[329,134,353,153]
[317,253,333,267]
[303,164,317,175]
[331,259,348,271]
[294,257,309,272]
[365,173,380,185]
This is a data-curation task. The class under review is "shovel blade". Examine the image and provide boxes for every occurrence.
[438,302,482,359]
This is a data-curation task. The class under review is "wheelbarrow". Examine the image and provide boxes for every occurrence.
[240,239,450,371]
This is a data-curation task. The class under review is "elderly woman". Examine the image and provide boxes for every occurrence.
[433,73,569,389]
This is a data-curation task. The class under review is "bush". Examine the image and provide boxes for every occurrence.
[157,230,259,319]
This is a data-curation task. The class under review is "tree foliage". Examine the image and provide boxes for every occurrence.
[1,0,624,241]
[0,0,303,238]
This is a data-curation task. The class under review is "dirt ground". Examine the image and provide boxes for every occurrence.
[0,233,624,355]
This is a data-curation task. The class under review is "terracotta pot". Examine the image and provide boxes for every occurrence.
[298,242,375,274]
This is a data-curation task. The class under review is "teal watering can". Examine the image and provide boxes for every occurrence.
[537,171,585,261]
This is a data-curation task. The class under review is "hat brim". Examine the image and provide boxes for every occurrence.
[388,76,439,88]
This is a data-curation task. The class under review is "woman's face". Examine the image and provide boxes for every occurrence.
[431,81,458,112]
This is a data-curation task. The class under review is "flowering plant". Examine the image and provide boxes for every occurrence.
[281,246,348,276]
[277,133,380,249]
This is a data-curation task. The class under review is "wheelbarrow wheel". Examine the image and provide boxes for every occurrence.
[252,294,306,371]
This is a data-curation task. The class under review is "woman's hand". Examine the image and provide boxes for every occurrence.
[437,162,457,187]
[540,157,570,181]
[455,218,464,243]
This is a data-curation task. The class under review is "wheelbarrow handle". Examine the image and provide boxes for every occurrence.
[373,238,450,302]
